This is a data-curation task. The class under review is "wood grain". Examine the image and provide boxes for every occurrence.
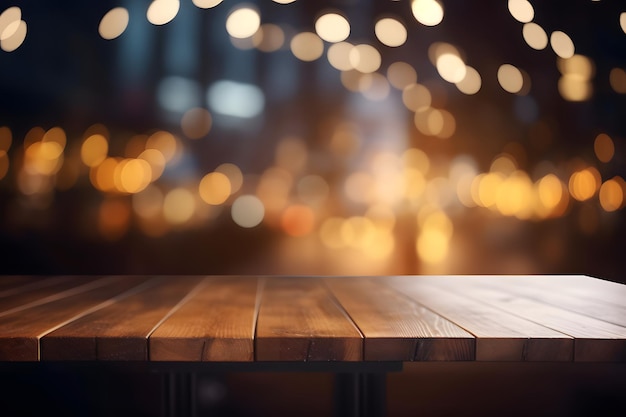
[40,276,204,361]
[255,277,362,361]
[0,276,104,316]
[325,277,474,361]
[464,275,626,327]
[388,276,574,361]
[0,276,51,296]
[423,276,626,362]
[0,276,151,361]
[149,277,259,362]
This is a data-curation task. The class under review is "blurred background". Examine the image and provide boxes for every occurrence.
[0,0,625,281]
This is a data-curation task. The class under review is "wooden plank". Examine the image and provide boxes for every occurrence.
[424,276,626,362]
[325,277,474,361]
[0,276,48,296]
[255,277,362,362]
[0,276,151,361]
[541,275,626,306]
[462,275,626,328]
[387,277,574,361]
[0,276,104,316]
[0,276,34,293]
[40,276,204,361]
[149,277,259,362]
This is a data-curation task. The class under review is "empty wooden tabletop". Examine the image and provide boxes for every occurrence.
[0,275,624,362]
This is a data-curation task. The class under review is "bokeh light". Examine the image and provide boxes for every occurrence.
[508,0,534,23]
[375,18,407,47]
[163,188,196,225]
[99,8,129,40]
[599,178,624,212]
[181,108,212,139]
[411,0,444,27]
[232,195,265,228]
[455,66,482,95]
[147,0,180,26]
[290,32,324,62]
[522,22,548,50]
[199,172,231,205]
[550,31,575,59]
[594,133,614,163]
[192,0,223,9]
[315,12,350,43]
[226,6,260,39]
[0,1,624,285]
[497,64,524,94]
[387,61,418,90]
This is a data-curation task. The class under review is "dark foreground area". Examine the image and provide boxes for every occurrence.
[1,362,625,416]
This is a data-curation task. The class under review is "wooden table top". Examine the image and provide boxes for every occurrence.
[0,275,624,363]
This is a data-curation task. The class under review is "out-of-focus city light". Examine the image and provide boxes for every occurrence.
[594,133,614,163]
[360,73,391,101]
[569,167,600,202]
[508,0,534,23]
[411,0,444,27]
[0,6,26,52]
[232,194,265,228]
[132,184,164,219]
[281,204,315,237]
[147,0,180,26]
[0,126,11,152]
[163,188,196,224]
[297,175,329,206]
[315,12,350,43]
[349,44,382,74]
[215,163,243,194]
[522,22,548,50]
[81,134,109,167]
[455,66,482,95]
[599,178,624,212]
[118,158,152,194]
[537,174,566,217]
[375,17,407,47]
[158,76,202,113]
[436,53,467,83]
[327,42,354,71]
[387,61,417,90]
[199,172,231,205]
[550,31,575,59]
[226,6,260,39]
[207,80,265,118]
[138,149,166,182]
[0,1,624,279]
[0,7,21,38]
[257,167,293,216]
[497,64,524,94]
[192,0,223,9]
[99,7,129,40]
[253,24,285,52]
[146,131,178,163]
[0,150,9,181]
[402,83,431,111]
[181,107,212,139]
[556,55,594,101]
[609,68,626,93]
[417,225,450,264]
[290,31,324,62]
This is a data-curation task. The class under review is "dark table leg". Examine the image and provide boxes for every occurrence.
[334,373,387,417]
[163,372,197,417]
